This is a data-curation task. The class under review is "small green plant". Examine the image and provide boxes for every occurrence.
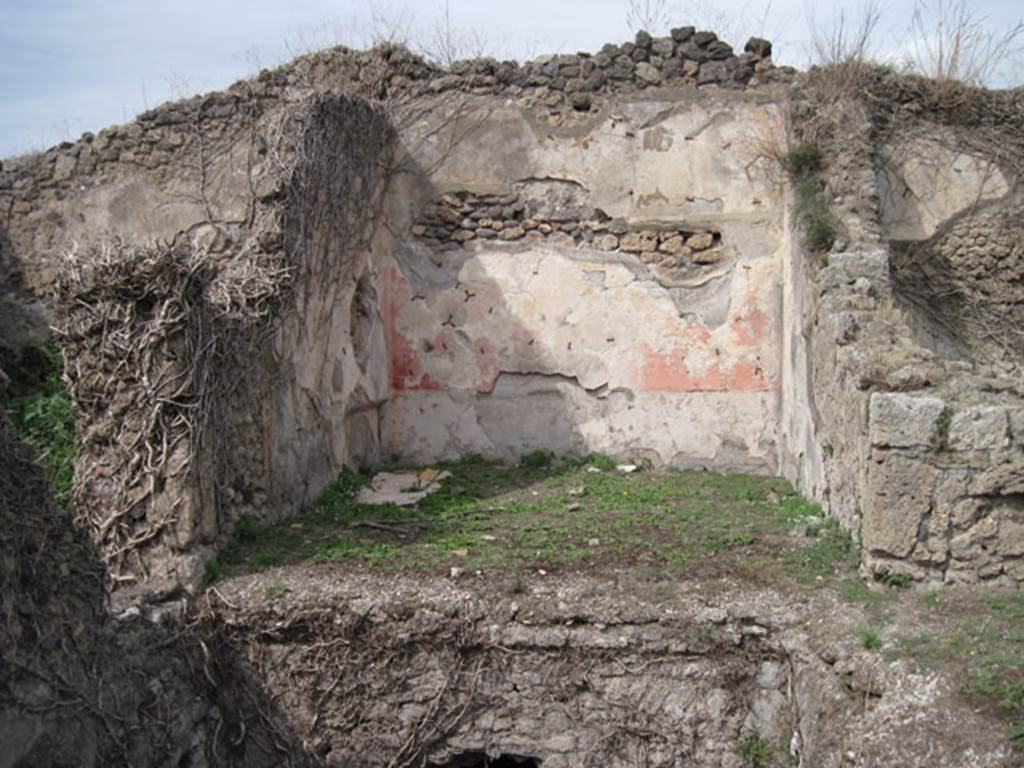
[794,179,838,252]
[519,449,553,469]
[581,450,618,470]
[234,516,263,543]
[265,581,289,599]
[860,627,883,651]
[882,573,913,589]
[204,558,226,585]
[736,732,773,767]
[1,343,78,505]
[781,139,837,254]
[784,141,824,177]
[932,406,954,453]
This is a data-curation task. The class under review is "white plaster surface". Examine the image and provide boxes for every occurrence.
[879,131,1009,241]
[381,93,788,470]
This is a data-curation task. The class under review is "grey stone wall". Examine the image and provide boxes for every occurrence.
[3,83,394,597]
[807,250,1024,584]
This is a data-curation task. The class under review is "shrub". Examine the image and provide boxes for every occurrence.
[794,179,838,251]
[0,344,77,505]
[908,0,1024,103]
[807,0,884,96]
[784,141,824,177]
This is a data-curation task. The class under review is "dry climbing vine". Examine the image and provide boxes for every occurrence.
[55,92,394,587]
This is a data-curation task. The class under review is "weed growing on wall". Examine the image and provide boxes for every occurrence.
[0,344,77,505]
[931,406,954,452]
[735,732,774,767]
[785,140,838,253]
[793,179,838,251]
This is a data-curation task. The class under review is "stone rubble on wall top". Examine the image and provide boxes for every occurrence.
[1,28,786,209]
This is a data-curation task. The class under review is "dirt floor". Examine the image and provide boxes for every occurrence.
[203,455,1024,767]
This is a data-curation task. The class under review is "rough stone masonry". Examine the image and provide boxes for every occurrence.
[1,29,1022,601]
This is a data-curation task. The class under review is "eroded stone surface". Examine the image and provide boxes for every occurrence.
[879,130,1010,241]
[198,567,1018,768]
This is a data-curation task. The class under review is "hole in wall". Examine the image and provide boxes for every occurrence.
[429,753,540,768]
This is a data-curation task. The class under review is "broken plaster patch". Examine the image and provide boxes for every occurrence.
[358,469,452,507]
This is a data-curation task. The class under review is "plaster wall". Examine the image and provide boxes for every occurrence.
[380,92,788,470]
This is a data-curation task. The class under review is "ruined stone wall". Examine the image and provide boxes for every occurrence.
[784,72,1024,584]
[381,87,788,470]
[1,72,394,596]
[0,414,217,766]
[0,33,792,597]
[6,34,1024,592]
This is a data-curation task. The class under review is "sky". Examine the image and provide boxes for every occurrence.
[1,0,1022,159]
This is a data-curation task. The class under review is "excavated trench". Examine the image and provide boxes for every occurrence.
[204,570,818,768]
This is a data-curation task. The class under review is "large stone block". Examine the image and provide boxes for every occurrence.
[818,251,891,296]
[970,458,1024,496]
[949,406,1009,452]
[950,516,998,561]
[862,455,938,557]
[868,393,945,448]
[997,518,1024,558]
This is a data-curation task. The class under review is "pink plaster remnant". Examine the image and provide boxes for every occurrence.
[686,324,713,345]
[637,344,771,392]
[731,308,770,348]
[474,337,501,393]
[731,282,774,348]
[382,266,440,392]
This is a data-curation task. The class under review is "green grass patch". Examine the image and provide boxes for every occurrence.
[859,627,883,651]
[887,590,1024,751]
[206,457,860,590]
[583,452,618,471]
[1,343,77,505]
[518,449,553,469]
[839,578,878,604]
[793,516,859,579]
